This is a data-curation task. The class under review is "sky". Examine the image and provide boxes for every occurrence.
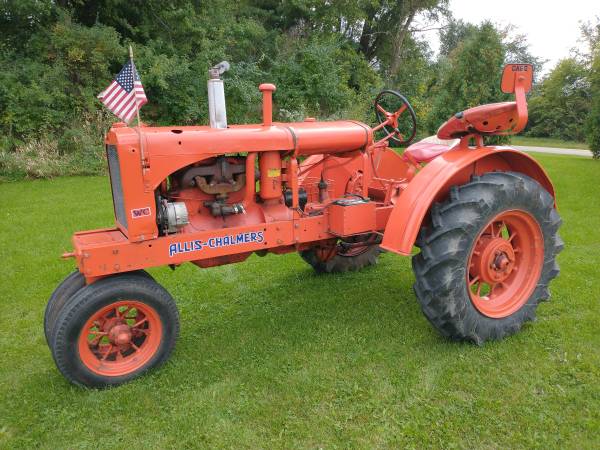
[417,0,600,74]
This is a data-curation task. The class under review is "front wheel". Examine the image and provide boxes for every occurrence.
[49,273,179,388]
[412,172,563,344]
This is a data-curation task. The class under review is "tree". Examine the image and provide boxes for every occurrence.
[582,18,600,158]
[426,22,506,134]
[586,53,600,158]
[526,58,591,142]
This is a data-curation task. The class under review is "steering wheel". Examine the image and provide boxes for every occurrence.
[374,90,417,146]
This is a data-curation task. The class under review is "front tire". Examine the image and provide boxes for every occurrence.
[44,270,86,345]
[412,172,563,344]
[49,273,179,388]
[44,269,154,345]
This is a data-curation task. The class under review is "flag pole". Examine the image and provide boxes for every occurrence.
[129,45,146,173]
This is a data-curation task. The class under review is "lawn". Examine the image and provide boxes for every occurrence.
[0,153,599,448]
[511,136,590,150]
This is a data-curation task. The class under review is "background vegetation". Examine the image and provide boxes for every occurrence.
[1,1,599,181]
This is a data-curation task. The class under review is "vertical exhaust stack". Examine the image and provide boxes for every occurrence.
[207,61,230,129]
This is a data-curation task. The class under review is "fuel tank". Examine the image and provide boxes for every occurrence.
[284,120,372,156]
[112,120,372,159]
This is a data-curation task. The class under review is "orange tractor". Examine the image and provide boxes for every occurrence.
[46,63,562,387]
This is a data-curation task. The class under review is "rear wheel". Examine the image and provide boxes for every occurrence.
[412,172,562,344]
[300,234,382,273]
[49,273,179,388]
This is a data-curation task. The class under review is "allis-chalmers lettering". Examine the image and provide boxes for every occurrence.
[168,231,265,257]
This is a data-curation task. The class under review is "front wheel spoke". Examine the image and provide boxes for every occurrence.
[101,344,114,361]
[132,318,147,328]
[469,275,480,286]
[376,104,387,114]
[90,333,107,345]
[89,330,107,337]
[116,306,130,319]
[508,232,517,243]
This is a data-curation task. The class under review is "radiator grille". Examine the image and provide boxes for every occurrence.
[106,145,127,230]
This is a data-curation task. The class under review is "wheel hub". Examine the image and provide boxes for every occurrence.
[471,236,516,283]
[108,323,132,345]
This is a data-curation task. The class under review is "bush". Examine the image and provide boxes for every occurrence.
[426,23,508,136]
[527,59,590,142]
[0,111,110,181]
[586,53,600,158]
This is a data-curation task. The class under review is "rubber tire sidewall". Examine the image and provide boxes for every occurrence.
[44,270,86,345]
[50,274,179,388]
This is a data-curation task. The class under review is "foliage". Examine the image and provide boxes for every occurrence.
[586,54,600,158]
[583,19,600,158]
[526,59,591,142]
[426,22,507,135]
[2,1,597,178]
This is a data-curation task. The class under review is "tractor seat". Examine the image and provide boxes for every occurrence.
[437,102,518,139]
[402,136,459,164]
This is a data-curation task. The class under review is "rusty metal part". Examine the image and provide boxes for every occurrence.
[194,174,246,195]
[180,157,246,189]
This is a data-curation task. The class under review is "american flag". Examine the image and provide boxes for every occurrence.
[98,59,147,123]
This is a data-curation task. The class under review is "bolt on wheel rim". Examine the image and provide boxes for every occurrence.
[78,300,162,376]
[467,210,544,318]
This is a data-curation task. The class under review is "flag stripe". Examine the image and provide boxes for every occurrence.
[99,81,118,99]
[103,82,123,104]
[114,90,135,115]
[122,103,138,122]
[106,88,126,109]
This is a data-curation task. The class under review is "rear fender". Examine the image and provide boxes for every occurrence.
[380,147,555,255]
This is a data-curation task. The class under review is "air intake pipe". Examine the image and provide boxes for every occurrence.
[259,83,276,126]
[208,61,230,129]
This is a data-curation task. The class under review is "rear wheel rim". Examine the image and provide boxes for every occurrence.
[467,210,544,318]
[78,300,162,376]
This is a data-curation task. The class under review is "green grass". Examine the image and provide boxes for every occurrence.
[1,154,599,448]
[511,136,590,150]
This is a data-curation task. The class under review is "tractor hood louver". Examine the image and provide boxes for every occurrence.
[106,145,127,231]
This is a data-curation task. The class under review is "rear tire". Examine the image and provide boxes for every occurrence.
[49,273,178,388]
[412,172,562,344]
[300,235,382,273]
